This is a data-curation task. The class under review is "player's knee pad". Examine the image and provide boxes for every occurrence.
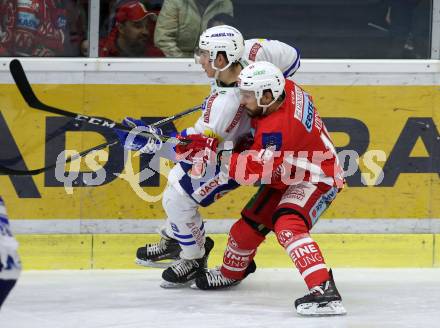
[162,184,200,229]
[162,184,198,220]
[230,218,267,249]
[221,218,266,280]
[273,215,329,288]
[272,208,310,233]
[273,212,309,251]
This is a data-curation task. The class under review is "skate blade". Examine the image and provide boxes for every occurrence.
[296,301,347,317]
[160,279,195,289]
[135,258,177,269]
[189,280,241,290]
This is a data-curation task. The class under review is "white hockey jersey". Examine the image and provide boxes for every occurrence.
[243,39,301,77]
[182,38,301,147]
[168,38,301,202]
[168,85,250,197]
[181,87,250,150]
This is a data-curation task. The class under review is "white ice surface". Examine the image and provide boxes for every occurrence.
[1,269,440,328]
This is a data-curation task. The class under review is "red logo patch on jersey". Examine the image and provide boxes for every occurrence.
[277,230,294,246]
[285,184,306,201]
[314,112,323,131]
[225,105,245,133]
[293,86,304,121]
[203,93,218,123]
[249,43,262,61]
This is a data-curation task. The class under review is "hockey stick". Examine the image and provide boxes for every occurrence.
[0,139,119,176]
[0,104,202,176]
[8,59,186,145]
[72,103,202,161]
[0,59,202,176]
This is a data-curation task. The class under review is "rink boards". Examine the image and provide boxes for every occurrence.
[1,83,439,220]
[0,59,439,268]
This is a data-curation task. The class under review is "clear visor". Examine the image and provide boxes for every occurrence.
[194,47,210,64]
[239,89,257,102]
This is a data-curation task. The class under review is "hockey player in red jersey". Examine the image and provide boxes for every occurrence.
[118,25,301,288]
[194,61,346,316]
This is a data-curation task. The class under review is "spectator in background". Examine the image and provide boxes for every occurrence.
[154,0,233,57]
[99,1,163,57]
[0,0,67,56]
[64,0,88,56]
[385,0,421,58]
[101,0,143,37]
[207,12,234,28]
[101,0,161,38]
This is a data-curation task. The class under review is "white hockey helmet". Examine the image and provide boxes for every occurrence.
[198,25,244,71]
[238,61,285,109]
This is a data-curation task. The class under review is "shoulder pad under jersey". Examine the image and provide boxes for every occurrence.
[244,38,300,77]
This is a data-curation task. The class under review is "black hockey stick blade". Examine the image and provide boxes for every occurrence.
[9,59,75,117]
[2,61,202,176]
[0,104,200,176]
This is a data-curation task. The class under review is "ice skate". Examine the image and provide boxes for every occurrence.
[193,260,256,290]
[135,236,181,268]
[160,237,214,288]
[295,269,346,316]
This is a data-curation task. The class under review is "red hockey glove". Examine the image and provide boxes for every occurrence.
[175,134,219,165]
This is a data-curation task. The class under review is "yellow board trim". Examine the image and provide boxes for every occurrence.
[16,234,438,270]
[434,234,440,268]
[16,235,92,270]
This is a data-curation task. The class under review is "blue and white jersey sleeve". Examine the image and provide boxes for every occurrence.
[244,39,301,77]
[0,197,21,280]
[168,88,251,205]
[182,88,251,151]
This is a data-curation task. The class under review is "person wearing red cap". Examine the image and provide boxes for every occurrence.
[99,1,163,57]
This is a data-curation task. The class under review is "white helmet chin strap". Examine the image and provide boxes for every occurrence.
[260,106,269,115]
[256,92,277,114]
[212,59,234,82]
[259,98,277,110]
[214,68,220,81]
[259,103,273,115]
[211,60,232,72]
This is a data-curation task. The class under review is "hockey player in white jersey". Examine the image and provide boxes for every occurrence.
[116,25,300,288]
[0,197,21,308]
[243,38,300,78]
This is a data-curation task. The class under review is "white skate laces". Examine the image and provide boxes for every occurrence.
[171,259,199,277]
[147,238,168,256]
[206,268,236,287]
[307,281,329,296]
